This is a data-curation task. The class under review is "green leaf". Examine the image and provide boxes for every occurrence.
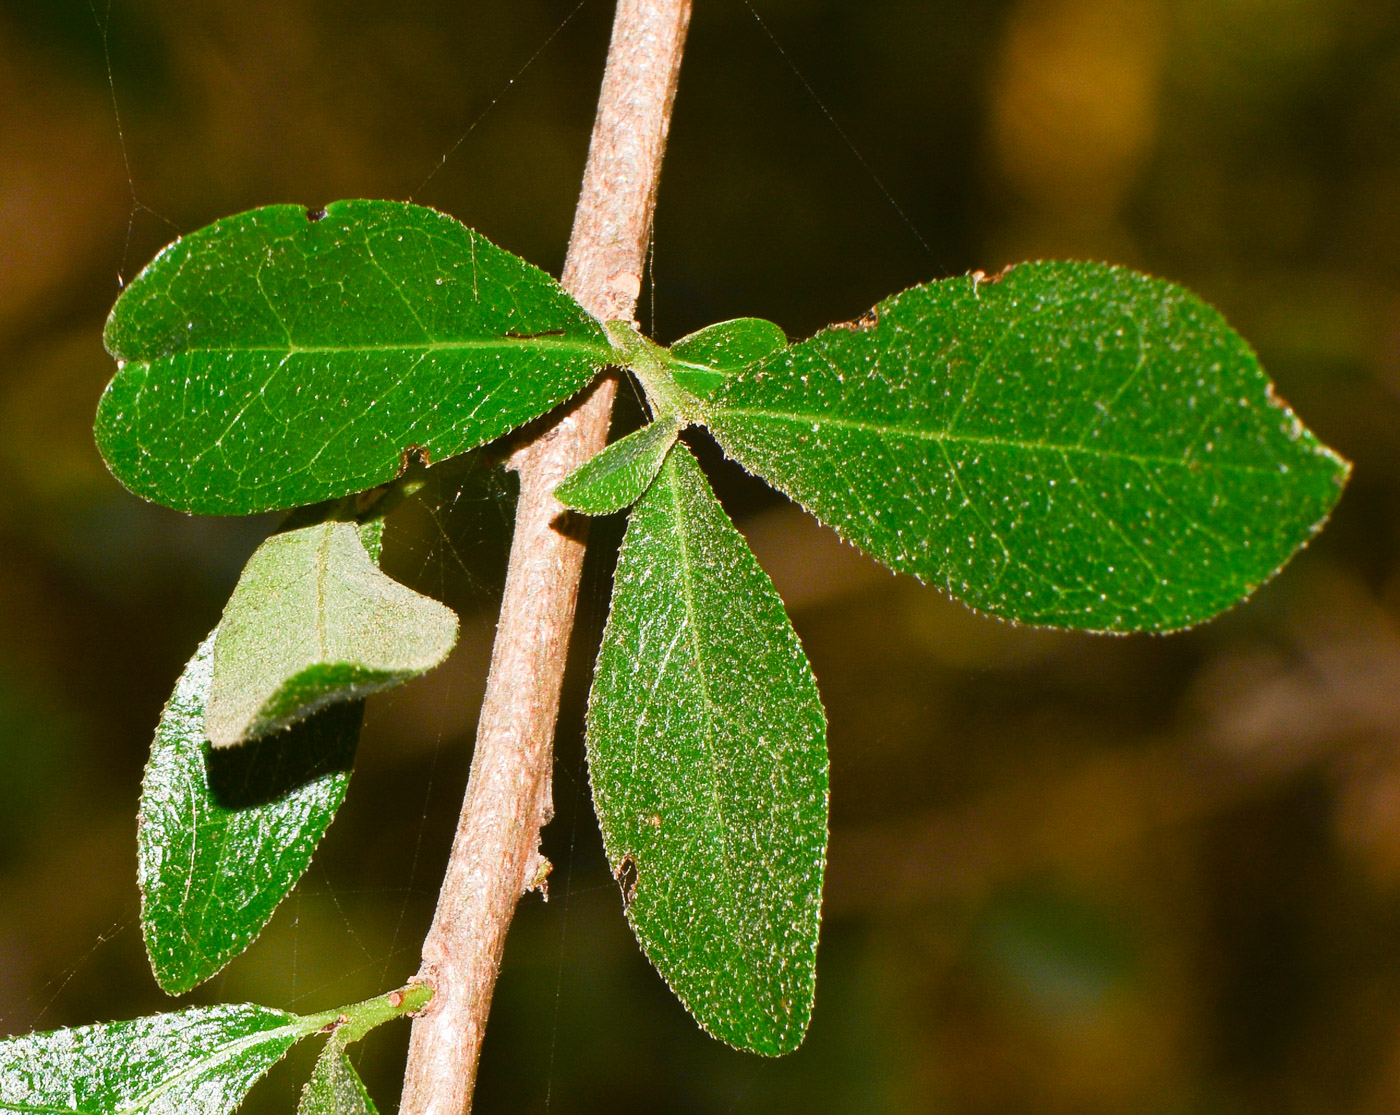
[139,632,362,994]
[555,418,680,515]
[297,1042,378,1115]
[666,318,787,398]
[0,1003,316,1114]
[706,261,1349,632]
[206,519,458,747]
[97,199,612,515]
[587,442,827,1055]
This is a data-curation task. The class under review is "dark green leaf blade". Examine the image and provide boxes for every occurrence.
[140,633,362,994]
[206,520,457,746]
[297,1041,379,1115]
[667,318,787,398]
[0,1003,313,1114]
[707,261,1349,632]
[97,200,612,514]
[587,442,828,1055]
[555,418,679,515]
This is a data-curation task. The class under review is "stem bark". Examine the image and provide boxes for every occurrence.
[399,3,692,1112]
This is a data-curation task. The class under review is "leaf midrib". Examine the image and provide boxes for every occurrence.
[0,1016,304,1115]
[715,406,1312,475]
[117,1018,303,1115]
[662,459,755,994]
[121,337,612,360]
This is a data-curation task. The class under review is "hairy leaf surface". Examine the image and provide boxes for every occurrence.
[667,317,787,398]
[707,261,1349,632]
[0,1003,312,1114]
[587,442,827,1055]
[97,200,611,514]
[297,1042,378,1115]
[206,520,457,746]
[140,633,362,993]
[141,516,386,991]
[555,418,679,515]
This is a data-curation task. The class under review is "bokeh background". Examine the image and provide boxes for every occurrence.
[3,0,1399,1110]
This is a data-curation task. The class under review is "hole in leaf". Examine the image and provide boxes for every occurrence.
[305,206,327,222]
[398,444,433,475]
[615,855,639,909]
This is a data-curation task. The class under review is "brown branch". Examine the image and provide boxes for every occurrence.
[399,2,692,1112]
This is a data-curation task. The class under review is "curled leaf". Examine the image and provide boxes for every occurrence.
[206,519,458,747]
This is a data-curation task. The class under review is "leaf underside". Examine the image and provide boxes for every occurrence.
[139,633,362,994]
[97,199,612,515]
[297,1041,379,1115]
[706,261,1349,633]
[206,519,457,746]
[0,1003,306,1115]
[587,442,828,1056]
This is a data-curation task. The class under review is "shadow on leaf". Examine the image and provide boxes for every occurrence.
[205,701,363,810]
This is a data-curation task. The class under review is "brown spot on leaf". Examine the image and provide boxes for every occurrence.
[306,206,327,222]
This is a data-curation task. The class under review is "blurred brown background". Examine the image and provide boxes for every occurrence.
[2,0,1399,1111]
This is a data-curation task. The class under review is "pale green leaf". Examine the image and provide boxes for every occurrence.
[206,519,457,746]
[96,200,612,515]
[0,1004,314,1115]
[587,442,827,1055]
[296,1042,378,1115]
[707,261,1349,632]
[555,418,680,515]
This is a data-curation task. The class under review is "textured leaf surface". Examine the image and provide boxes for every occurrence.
[140,632,362,993]
[97,199,611,514]
[587,442,827,1055]
[555,418,679,515]
[296,1042,378,1115]
[707,261,1349,632]
[206,520,457,746]
[667,318,787,398]
[0,1003,311,1114]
